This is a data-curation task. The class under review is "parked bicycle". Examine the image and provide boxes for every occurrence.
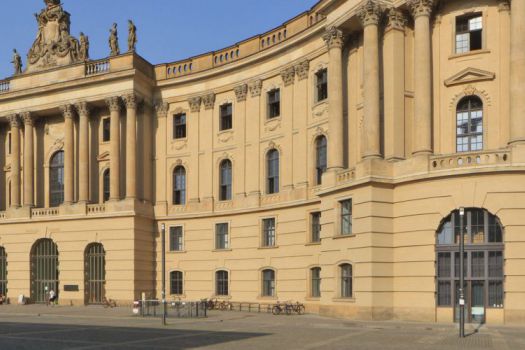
[102,297,117,308]
[272,301,305,315]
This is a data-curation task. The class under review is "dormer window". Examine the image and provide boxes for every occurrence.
[456,13,482,54]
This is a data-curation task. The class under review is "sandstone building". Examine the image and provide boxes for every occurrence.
[0,0,523,324]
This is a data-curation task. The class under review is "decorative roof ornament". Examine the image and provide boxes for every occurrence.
[26,1,88,73]
[128,20,137,52]
[109,23,120,56]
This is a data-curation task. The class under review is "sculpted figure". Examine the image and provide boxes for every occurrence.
[109,23,120,56]
[12,49,22,75]
[128,20,137,52]
[79,32,90,61]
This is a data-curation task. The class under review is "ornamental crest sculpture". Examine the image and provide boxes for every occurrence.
[26,0,88,73]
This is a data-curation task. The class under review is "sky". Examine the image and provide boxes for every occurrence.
[0,0,319,79]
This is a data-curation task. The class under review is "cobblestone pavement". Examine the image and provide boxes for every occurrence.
[0,305,524,349]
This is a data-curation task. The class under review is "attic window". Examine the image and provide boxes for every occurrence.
[456,13,482,54]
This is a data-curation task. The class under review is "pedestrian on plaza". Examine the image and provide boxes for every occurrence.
[48,289,57,306]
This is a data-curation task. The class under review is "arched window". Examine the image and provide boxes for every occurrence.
[262,269,275,297]
[30,239,59,303]
[170,271,183,295]
[49,151,65,207]
[103,169,110,203]
[85,243,106,304]
[219,160,232,201]
[266,150,279,194]
[216,270,229,296]
[340,264,353,298]
[311,267,321,298]
[0,247,6,296]
[173,166,186,205]
[456,96,483,152]
[315,136,327,185]
[436,208,504,323]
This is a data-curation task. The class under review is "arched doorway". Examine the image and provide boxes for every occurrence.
[436,208,504,323]
[84,243,106,304]
[30,239,59,303]
[0,247,7,296]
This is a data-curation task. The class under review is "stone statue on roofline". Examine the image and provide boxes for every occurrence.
[12,49,22,75]
[79,32,90,61]
[128,20,137,52]
[109,23,120,56]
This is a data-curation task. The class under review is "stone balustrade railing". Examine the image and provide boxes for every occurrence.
[31,208,59,217]
[430,150,510,171]
[0,211,5,219]
[87,204,106,214]
[0,79,10,93]
[85,59,110,76]
[337,168,356,184]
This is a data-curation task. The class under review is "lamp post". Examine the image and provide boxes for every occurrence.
[459,207,465,338]
[161,223,167,326]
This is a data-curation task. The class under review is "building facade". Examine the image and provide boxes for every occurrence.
[0,0,524,324]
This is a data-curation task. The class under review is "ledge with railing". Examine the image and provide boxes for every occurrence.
[430,150,510,171]
[0,79,10,93]
[85,59,110,76]
[87,204,106,215]
[31,208,59,217]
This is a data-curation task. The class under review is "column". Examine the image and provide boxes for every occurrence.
[246,80,262,198]
[22,112,34,207]
[155,102,169,207]
[409,0,434,155]
[322,26,345,169]
[509,0,525,144]
[384,8,406,161]
[106,96,121,201]
[188,97,201,203]
[280,67,295,189]
[358,1,383,160]
[293,60,309,186]
[61,105,75,204]
[234,85,247,197]
[8,114,20,208]
[76,101,90,203]
[124,94,138,199]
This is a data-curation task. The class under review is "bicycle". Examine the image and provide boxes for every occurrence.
[102,297,117,308]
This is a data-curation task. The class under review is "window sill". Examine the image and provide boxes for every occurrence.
[333,234,355,239]
[211,295,232,300]
[264,116,282,125]
[172,137,188,142]
[449,49,491,60]
[258,246,279,250]
[305,242,321,246]
[312,99,328,109]
[257,296,278,301]
[305,297,321,301]
[167,250,186,254]
[332,297,356,303]
[218,127,233,133]
[212,248,232,252]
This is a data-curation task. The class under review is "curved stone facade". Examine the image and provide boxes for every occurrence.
[0,0,524,324]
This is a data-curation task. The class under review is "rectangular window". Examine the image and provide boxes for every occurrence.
[437,281,451,306]
[262,270,275,297]
[216,271,229,296]
[173,113,187,139]
[262,218,276,247]
[102,118,110,142]
[169,226,184,251]
[170,272,183,295]
[215,223,229,250]
[316,69,328,102]
[488,281,503,307]
[311,212,321,243]
[437,252,451,278]
[220,103,233,131]
[340,199,352,235]
[456,14,482,54]
[488,251,503,278]
[311,268,321,298]
[471,251,485,278]
[267,89,280,119]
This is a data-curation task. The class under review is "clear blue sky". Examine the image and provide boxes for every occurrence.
[0,0,319,79]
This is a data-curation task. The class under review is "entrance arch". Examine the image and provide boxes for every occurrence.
[436,208,504,323]
[30,239,59,303]
[84,243,106,304]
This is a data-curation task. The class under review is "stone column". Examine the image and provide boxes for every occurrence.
[323,26,345,169]
[8,114,21,208]
[409,0,434,155]
[509,0,525,144]
[22,112,34,207]
[155,102,169,208]
[76,101,90,203]
[124,93,138,199]
[61,105,75,204]
[280,67,295,189]
[106,96,121,201]
[358,1,383,160]
[234,85,247,197]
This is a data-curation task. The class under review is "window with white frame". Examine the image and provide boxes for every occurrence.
[173,113,187,139]
[340,199,353,236]
[311,212,321,243]
[216,270,229,296]
[456,13,482,54]
[173,166,186,205]
[311,267,321,298]
[262,269,275,297]
[262,218,276,247]
[215,223,229,250]
[219,159,232,201]
[267,89,280,119]
[456,96,483,152]
[340,263,353,298]
[169,226,184,251]
[220,103,233,131]
[266,149,279,194]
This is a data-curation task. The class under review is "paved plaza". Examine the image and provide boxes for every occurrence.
[0,306,524,349]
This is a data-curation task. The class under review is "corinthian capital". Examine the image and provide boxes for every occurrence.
[20,112,33,126]
[105,96,121,112]
[234,84,248,102]
[280,66,296,86]
[7,114,20,128]
[123,93,139,110]
[75,101,90,116]
[358,0,384,27]
[498,0,510,12]
[202,92,216,110]
[188,97,202,113]
[249,80,262,98]
[408,0,435,18]
[322,26,344,49]
[155,101,169,118]
[386,8,407,31]
[60,104,75,119]
[294,59,310,81]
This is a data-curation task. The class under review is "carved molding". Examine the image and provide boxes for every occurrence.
[280,66,296,86]
[105,97,121,112]
[358,0,384,27]
[155,101,169,118]
[20,112,33,126]
[75,101,90,116]
[123,93,138,110]
[294,60,310,81]
[498,0,511,12]
[60,104,75,119]
[386,8,407,31]
[408,0,435,18]
[202,93,216,110]
[188,97,202,113]
[234,84,248,102]
[249,80,263,97]
[449,84,492,110]
[322,26,344,49]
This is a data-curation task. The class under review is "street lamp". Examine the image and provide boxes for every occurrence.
[161,223,167,326]
[459,207,465,338]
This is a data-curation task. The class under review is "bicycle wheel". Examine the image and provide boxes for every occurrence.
[272,306,281,315]
[297,305,305,315]
[285,305,292,315]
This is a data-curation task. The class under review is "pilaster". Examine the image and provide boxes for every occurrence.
[76,101,90,203]
[105,96,121,201]
[509,0,525,144]
[234,84,248,198]
[280,67,295,190]
[123,93,138,199]
[22,112,34,207]
[61,104,75,204]
[8,114,20,208]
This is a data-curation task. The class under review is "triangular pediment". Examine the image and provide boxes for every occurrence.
[97,151,110,162]
[444,67,495,87]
